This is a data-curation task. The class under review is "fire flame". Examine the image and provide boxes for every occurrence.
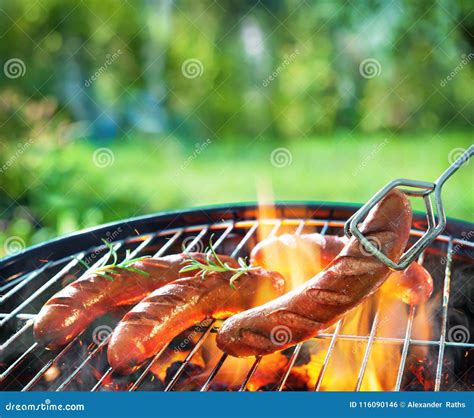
[148,196,435,391]
[246,197,434,391]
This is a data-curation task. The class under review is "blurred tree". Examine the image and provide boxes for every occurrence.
[0,0,472,141]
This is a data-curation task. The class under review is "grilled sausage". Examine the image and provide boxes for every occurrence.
[251,233,433,304]
[108,268,285,374]
[217,189,412,357]
[34,253,236,349]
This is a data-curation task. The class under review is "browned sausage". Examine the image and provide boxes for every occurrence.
[217,189,412,357]
[34,253,236,349]
[251,233,433,304]
[108,268,285,374]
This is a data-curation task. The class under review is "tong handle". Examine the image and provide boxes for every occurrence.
[435,145,473,190]
[345,145,473,270]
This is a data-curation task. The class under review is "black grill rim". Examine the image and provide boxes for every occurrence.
[1,200,472,282]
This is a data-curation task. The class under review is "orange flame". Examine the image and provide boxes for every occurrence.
[145,196,434,391]
[249,197,434,391]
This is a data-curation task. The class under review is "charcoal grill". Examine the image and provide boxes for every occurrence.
[1,202,473,392]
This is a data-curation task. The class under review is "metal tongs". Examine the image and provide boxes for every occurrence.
[344,145,473,270]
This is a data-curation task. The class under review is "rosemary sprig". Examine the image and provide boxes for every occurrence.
[179,235,258,289]
[75,239,151,281]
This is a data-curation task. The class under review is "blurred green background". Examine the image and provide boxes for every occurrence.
[0,0,472,257]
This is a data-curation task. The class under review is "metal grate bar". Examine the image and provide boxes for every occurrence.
[230,223,259,258]
[314,320,343,391]
[395,305,416,391]
[434,238,454,391]
[200,221,280,391]
[276,344,303,391]
[93,230,188,392]
[19,238,152,391]
[132,234,166,257]
[1,318,34,351]
[52,236,156,392]
[90,368,112,392]
[0,257,79,296]
[2,236,148,352]
[1,274,30,293]
[0,313,36,319]
[127,345,170,391]
[311,332,473,348]
[129,226,213,391]
[130,224,220,391]
[239,357,262,391]
[1,269,49,304]
[162,222,250,391]
[275,220,329,391]
[210,223,234,249]
[55,336,110,391]
[0,257,83,327]
[90,228,200,392]
[227,218,474,249]
[394,251,425,391]
[0,235,146,304]
[152,230,184,257]
[294,220,306,235]
[355,310,380,391]
[200,353,228,392]
[235,222,286,391]
[21,339,77,391]
[163,321,216,391]
[0,343,38,381]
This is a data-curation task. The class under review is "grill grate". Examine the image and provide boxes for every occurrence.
[1,204,473,392]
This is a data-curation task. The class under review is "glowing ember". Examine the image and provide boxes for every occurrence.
[44,366,61,382]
